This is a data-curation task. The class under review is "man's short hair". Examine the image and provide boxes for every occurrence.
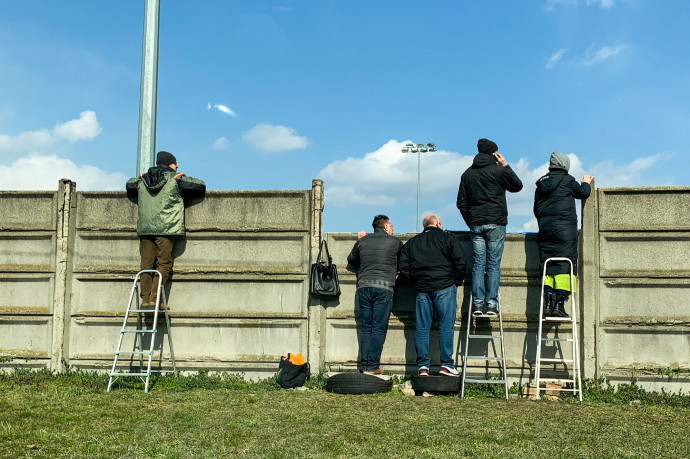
[423,214,439,228]
[372,214,390,231]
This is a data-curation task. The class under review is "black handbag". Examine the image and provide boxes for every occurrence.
[276,353,310,389]
[309,240,341,299]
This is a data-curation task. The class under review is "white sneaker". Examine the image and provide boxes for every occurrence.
[440,365,460,377]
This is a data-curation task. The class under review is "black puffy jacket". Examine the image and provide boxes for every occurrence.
[398,227,465,293]
[533,169,591,275]
[456,153,523,227]
[346,229,403,292]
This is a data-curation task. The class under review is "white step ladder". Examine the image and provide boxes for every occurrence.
[107,270,178,393]
[460,294,509,401]
[535,257,582,402]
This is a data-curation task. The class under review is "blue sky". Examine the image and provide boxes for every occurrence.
[0,0,688,233]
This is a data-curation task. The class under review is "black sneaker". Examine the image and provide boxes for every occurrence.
[440,366,460,377]
[485,306,498,317]
[471,304,484,317]
[418,366,429,376]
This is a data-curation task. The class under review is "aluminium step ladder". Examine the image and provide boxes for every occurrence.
[107,270,178,393]
[460,294,509,401]
[535,257,582,403]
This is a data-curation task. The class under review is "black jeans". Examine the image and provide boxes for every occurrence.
[357,287,393,371]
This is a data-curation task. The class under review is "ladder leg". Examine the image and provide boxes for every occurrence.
[498,298,508,401]
[161,288,178,376]
[460,296,473,400]
[108,273,140,392]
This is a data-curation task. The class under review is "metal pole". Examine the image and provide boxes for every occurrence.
[136,0,160,175]
[416,150,421,232]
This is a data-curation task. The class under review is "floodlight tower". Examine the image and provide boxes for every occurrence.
[401,142,437,232]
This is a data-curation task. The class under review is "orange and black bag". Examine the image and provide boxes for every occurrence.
[276,353,310,389]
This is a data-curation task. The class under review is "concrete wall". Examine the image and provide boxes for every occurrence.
[0,181,688,390]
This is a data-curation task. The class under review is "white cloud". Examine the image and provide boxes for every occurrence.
[546,48,568,69]
[242,123,309,152]
[0,111,101,156]
[212,136,229,150]
[318,139,472,208]
[53,110,101,142]
[0,154,127,191]
[586,0,615,8]
[207,102,236,117]
[576,45,626,67]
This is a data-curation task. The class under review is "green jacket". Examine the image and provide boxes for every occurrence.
[126,166,206,236]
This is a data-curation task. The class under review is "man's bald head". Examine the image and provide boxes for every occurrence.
[423,214,441,229]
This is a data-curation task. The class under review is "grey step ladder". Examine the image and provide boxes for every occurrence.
[460,294,509,401]
[535,257,582,403]
[107,269,178,393]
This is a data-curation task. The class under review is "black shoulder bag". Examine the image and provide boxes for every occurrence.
[309,240,341,299]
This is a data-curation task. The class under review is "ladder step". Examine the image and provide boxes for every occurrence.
[121,329,156,333]
[129,308,159,313]
[115,350,153,355]
[110,372,150,377]
[543,317,573,322]
[463,378,506,384]
[465,356,504,361]
[541,337,573,342]
[538,387,579,392]
[468,334,502,339]
[539,358,574,363]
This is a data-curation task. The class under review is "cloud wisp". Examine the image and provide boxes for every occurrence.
[575,45,627,67]
[242,123,309,152]
[545,0,616,9]
[212,136,229,150]
[0,110,101,156]
[207,102,236,117]
[546,48,568,69]
[586,0,616,8]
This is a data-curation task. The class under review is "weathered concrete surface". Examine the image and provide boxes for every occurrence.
[0,182,688,391]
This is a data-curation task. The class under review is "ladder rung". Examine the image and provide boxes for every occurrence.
[543,317,573,322]
[468,334,502,339]
[541,337,573,342]
[463,378,506,384]
[465,356,504,361]
[110,372,150,377]
[472,314,501,319]
[129,308,158,313]
[538,378,575,384]
[115,350,153,355]
[538,387,579,392]
[539,358,574,363]
[121,329,156,333]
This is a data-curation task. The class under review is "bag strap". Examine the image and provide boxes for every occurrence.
[321,240,333,265]
[315,241,324,264]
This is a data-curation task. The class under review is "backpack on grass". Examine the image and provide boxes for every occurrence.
[276,353,310,389]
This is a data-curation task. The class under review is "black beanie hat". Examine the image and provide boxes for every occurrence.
[477,138,498,155]
[156,151,177,166]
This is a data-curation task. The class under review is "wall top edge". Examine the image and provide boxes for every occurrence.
[0,191,56,197]
[600,186,690,193]
[76,189,311,197]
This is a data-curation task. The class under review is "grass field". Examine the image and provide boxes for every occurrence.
[1,370,689,458]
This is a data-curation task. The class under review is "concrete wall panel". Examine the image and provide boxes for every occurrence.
[0,233,54,272]
[599,233,690,277]
[600,279,690,322]
[0,274,54,314]
[600,327,690,370]
[599,187,690,231]
[0,317,51,359]
[0,192,56,231]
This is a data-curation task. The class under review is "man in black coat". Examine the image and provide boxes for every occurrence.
[457,138,523,316]
[398,215,465,377]
[347,215,403,375]
[534,151,593,317]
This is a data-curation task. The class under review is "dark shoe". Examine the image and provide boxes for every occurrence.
[485,305,498,317]
[552,290,570,318]
[543,291,554,317]
[418,366,429,376]
[471,303,484,317]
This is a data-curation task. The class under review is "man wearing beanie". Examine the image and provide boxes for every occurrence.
[126,151,206,308]
[457,138,523,316]
[534,151,593,317]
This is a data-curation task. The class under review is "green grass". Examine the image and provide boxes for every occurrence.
[1,370,689,458]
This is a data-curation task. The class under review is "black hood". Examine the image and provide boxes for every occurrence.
[142,166,173,192]
[471,153,496,169]
[535,170,566,194]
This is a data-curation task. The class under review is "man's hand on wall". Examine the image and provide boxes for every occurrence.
[582,175,594,184]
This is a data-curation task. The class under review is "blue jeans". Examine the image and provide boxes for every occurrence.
[470,225,506,308]
[357,287,393,371]
[414,284,457,368]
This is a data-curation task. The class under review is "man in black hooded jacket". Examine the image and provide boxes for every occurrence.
[457,138,523,316]
[534,151,592,317]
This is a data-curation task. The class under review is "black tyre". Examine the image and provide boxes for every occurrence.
[325,372,393,394]
[412,374,460,393]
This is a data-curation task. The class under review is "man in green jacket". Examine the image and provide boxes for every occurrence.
[126,151,206,308]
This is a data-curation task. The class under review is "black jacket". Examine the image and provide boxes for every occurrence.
[533,169,591,274]
[398,227,465,293]
[456,153,523,227]
[346,229,403,292]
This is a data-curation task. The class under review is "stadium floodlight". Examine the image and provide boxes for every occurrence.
[401,140,437,232]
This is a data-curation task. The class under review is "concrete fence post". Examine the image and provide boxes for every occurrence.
[308,179,326,373]
[50,179,76,372]
[579,179,599,380]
